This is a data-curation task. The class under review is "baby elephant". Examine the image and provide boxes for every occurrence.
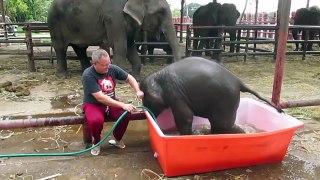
[140,57,283,135]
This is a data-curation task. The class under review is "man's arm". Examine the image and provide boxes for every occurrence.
[92,91,136,112]
[125,74,144,98]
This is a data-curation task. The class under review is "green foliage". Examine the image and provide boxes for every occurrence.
[30,0,52,22]
[172,8,181,17]
[172,3,201,18]
[5,0,52,22]
[5,0,29,22]
[184,3,201,18]
[267,12,277,20]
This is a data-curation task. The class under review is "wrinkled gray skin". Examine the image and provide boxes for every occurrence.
[135,30,173,64]
[47,0,180,78]
[140,57,283,135]
[292,6,320,51]
[192,2,240,57]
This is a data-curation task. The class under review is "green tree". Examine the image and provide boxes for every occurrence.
[5,0,51,22]
[172,8,181,18]
[5,0,29,22]
[184,3,201,18]
[30,0,52,22]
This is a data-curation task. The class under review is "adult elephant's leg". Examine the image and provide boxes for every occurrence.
[126,37,141,79]
[291,29,300,51]
[99,44,111,54]
[161,20,181,62]
[197,39,206,56]
[204,39,211,56]
[301,30,307,51]
[307,31,316,51]
[170,100,194,135]
[52,42,68,78]
[138,44,147,65]
[192,30,200,56]
[72,45,91,71]
[210,29,220,59]
[228,29,237,53]
[113,42,127,69]
[165,47,173,64]
[111,24,140,76]
[148,46,155,63]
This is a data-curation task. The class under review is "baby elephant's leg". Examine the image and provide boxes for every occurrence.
[209,112,245,134]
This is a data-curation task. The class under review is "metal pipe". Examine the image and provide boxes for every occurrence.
[280,99,320,109]
[0,112,146,130]
[0,116,84,130]
[179,0,185,43]
[186,25,191,57]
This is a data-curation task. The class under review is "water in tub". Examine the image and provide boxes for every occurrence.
[161,123,265,135]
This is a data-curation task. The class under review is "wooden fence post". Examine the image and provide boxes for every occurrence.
[25,24,36,72]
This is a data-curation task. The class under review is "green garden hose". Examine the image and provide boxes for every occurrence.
[0,106,156,158]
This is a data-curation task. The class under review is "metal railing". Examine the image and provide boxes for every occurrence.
[186,24,320,62]
[185,24,320,108]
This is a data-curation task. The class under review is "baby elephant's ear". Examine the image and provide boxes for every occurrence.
[123,0,145,26]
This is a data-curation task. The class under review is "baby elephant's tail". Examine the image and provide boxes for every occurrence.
[240,83,284,113]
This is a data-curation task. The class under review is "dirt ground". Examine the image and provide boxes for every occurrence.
[0,44,320,180]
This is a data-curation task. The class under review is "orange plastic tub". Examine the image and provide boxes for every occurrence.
[145,98,304,177]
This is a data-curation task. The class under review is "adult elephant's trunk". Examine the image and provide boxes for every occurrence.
[162,22,181,62]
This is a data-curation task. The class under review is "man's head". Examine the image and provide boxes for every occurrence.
[92,49,111,74]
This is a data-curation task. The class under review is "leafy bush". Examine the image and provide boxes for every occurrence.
[5,0,51,22]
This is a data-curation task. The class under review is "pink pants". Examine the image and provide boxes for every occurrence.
[83,103,134,145]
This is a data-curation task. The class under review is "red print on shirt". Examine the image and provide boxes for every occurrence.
[98,76,114,92]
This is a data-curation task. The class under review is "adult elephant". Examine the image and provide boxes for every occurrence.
[292,6,320,51]
[47,0,180,78]
[192,2,240,57]
[140,57,283,135]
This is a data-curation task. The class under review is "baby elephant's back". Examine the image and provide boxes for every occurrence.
[169,57,240,87]
[168,57,241,107]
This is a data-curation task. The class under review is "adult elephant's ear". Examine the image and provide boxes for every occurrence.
[124,0,145,26]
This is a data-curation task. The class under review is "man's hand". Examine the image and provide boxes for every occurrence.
[136,91,144,99]
[122,103,137,113]
[126,75,144,99]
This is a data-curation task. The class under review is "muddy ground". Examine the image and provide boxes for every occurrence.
[0,44,320,180]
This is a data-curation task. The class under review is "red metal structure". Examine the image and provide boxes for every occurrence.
[271,0,291,107]
[271,0,320,108]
